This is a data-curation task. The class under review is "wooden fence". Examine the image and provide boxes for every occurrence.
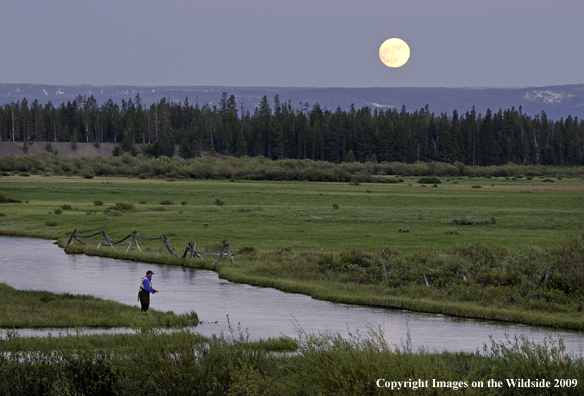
[65,229,235,264]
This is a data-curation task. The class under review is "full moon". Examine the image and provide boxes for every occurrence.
[379,38,410,68]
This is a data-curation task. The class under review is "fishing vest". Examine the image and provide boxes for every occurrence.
[138,276,153,299]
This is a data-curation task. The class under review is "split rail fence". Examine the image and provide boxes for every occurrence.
[65,229,235,264]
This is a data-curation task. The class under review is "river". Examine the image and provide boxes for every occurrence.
[1,236,583,354]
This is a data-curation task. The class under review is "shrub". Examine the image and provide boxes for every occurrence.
[94,200,104,206]
[471,185,482,188]
[450,216,496,225]
[450,216,474,225]
[54,209,62,215]
[60,204,73,210]
[19,172,31,177]
[181,202,187,205]
[45,221,58,227]
[417,177,441,184]
[103,209,123,216]
[0,195,22,204]
[214,199,225,206]
[0,213,5,217]
[109,202,136,212]
[160,200,175,205]
[83,173,94,179]
[332,204,339,209]
[237,246,257,255]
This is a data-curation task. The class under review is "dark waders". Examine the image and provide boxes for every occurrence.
[139,289,150,312]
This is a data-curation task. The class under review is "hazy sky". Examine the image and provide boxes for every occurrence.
[1,0,582,88]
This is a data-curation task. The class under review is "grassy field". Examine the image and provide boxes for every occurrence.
[0,283,198,328]
[1,174,583,329]
[1,174,582,251]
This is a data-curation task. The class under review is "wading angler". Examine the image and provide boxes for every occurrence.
[138,270,158,312]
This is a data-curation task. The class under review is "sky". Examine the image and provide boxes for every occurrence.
[1,0,582,88]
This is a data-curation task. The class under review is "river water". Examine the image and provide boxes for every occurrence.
[1,236,583,354]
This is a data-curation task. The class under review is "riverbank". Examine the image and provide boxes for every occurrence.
[1,176,583,330]
[0,283,198,328]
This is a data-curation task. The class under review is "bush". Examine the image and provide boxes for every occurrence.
[214,199,225,206]
[54,209,62,215]
[60,204,73,210]
[160,200,175,205]
[94,200,104,206]
[450,216,474,225]
[417,177,441,184]
[237,246,257,255]
[332,204,339,209]
[109,202,136,212]
[103,209,123,216]
[450,216,496,225]
[45,221,58,227]
[0,195,22,204]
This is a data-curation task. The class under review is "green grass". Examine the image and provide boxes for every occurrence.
[1,175,582,252]
[1,175,584,329]
[0,283,198,328]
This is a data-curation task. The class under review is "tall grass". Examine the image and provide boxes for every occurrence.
[0,327,581,395]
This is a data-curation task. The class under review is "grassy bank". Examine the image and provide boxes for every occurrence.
[0,327,582,395]
[1,175,583,329]
[0,283,198,328]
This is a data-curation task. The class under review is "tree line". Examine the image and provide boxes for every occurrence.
[1,93,583,166]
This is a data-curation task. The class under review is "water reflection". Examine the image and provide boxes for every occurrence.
[1,237,583,354]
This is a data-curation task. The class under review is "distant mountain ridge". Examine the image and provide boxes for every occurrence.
[1,83,583,121]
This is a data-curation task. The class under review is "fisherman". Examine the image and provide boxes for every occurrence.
[138,270,158,313]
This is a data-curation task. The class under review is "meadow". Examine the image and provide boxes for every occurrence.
[1,174,584,329]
